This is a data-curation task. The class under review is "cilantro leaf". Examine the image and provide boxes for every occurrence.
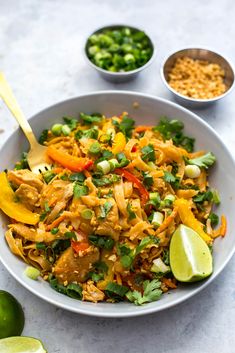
[193,190,213,203]
[88,235,114,250]
[153,117,194,152]
[75,127,98,140]
[208,213,219,227]
[126,279,162,305]
[80,112,103,124]
[63,116,78,130]
[187,152,216,169]
[163,171,180,189]
[112,115,135,138]
[141,144,155,162]
[73,183,88,198]
[99,201,113,219]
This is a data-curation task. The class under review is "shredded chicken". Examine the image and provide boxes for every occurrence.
[15,183,40,210]
[82,280,105,303]
[8,169,43,191]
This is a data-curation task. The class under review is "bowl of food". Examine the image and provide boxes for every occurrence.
[85,25,155,83]
[0,91,235,318]
[161,47,235,108]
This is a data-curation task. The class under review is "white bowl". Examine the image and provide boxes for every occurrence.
[1,91,235,318]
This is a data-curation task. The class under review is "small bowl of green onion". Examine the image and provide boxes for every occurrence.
[85,24,155,83]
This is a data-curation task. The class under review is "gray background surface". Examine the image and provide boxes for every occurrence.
[0,1,235,352]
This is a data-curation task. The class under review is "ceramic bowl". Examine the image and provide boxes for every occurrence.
[161,47,235,108]
[1,91,235,317]
[84,25,155,83]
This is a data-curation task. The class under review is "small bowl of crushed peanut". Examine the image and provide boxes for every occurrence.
[161,47,234,108]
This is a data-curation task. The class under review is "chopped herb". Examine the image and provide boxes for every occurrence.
[135,237,152,256]
[39,129,49,145]
[105,282,129,301]
[69,172,85,183]
[153,117,194,152]
[75,127,98,140]
[36,242,46,250]
[187,152,216,169]
[80,112,103,124]
[49,276,82,299]
[40,201,51,221]
[99,201,113,219]
[127,202,136,221]
[88,234,115,250]
[141,144,155,162]
[143,172,154,188]
[112,115,135,138]
[43,170,56,184]
[14,152,29,170]
[193,190,213,203]
[96,150,114,164]
[163,171,180,189]
[63,116,78,130]
[208,213,219,227]
[73,183,88,198]
[162,249,170,265]
[51,239,71,254]
[212,189,220,205]
[126,279,162,305]
[64,231,76,240]
[89,142,101,155]
[44,201,51,213]
[51,227,59,235]
[92,174,120,187]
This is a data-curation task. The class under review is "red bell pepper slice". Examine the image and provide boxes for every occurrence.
[115,168,149,204]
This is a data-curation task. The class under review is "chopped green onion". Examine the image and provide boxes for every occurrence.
[97,160,111,174]
[89,142,101,154]
[151,212,164,227]
[185,165,201,178]
[151,258,170,274]
[105,282,129,298]
[64,231,76,239]
[164,194,175,203]
[81,209,94,220]
[61,124,71,136]
[51,123,63,136]
[108,158,119,171]
[24,266,40,280]
[51,227,59,235]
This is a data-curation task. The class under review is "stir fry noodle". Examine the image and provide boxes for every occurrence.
[0,113,225,305]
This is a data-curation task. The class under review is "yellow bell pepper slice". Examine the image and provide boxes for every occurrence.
[112,132,126,155]
[0,172,39,225]
[174,198,212,244]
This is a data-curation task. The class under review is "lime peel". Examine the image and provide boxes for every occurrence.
[0,336,47,353]
[169,224,213,282]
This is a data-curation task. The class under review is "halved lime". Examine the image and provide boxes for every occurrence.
[170,224,213,282]
[0,291,24,339]
[0,337,47,353]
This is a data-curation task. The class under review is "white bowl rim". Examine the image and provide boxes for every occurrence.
[1,90,235,318]
[160,46,235,103]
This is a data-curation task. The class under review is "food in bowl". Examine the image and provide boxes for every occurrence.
[168,56,227,99]
[86,26,153,72]
[0,112,226,305]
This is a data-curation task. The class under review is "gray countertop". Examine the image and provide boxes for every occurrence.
[1,1,235,352]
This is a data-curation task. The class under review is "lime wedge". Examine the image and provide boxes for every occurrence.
[170,224,213,282]
[0,337,47,353]
[0,291,24,339]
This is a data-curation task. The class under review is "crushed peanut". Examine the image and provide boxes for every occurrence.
[168,56,227,99]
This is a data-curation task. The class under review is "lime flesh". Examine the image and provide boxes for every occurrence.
[0,291,25,339]
[0,337,47,353]
[170,224,213,282]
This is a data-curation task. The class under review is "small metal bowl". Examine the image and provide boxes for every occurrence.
[161,47,235,108]
[84,24,155,83]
